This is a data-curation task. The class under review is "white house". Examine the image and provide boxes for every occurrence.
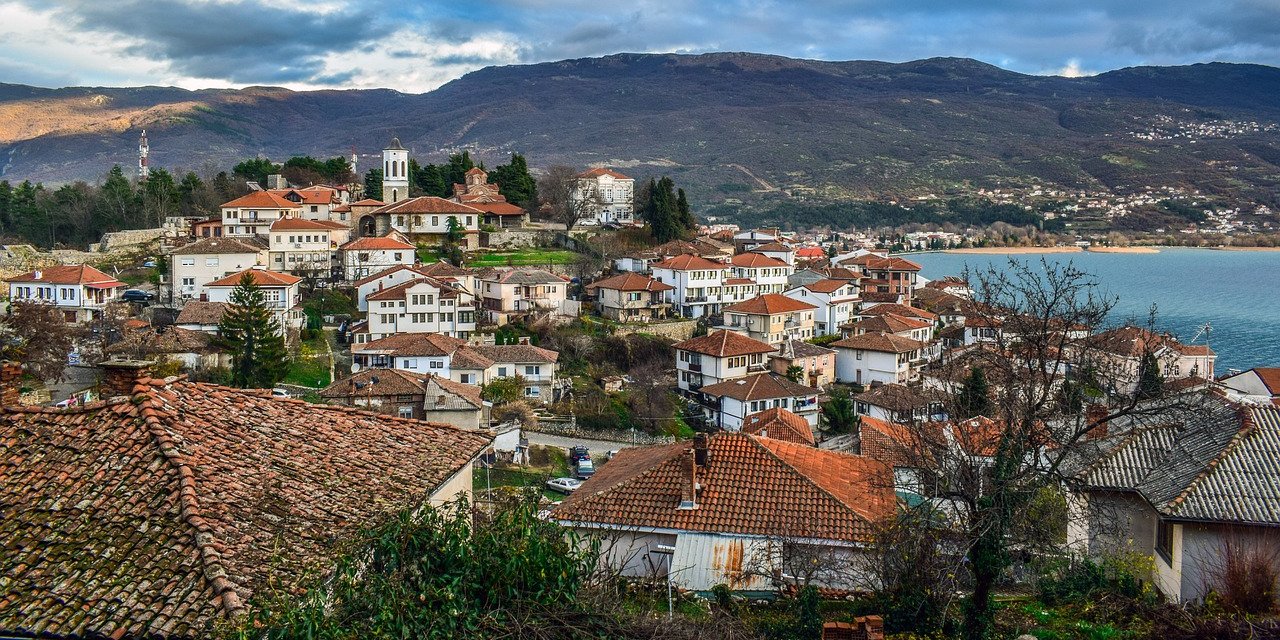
[1219,367,1280,403]
[784,279,861,337]
[352,333,566,402]
[365,197,483,249]
[571,168,634,225]
[728,252,793,295]
[830,332,926,386]
[552,433,894,593]
[339,235,417,281]
[673,329,776,392]
[170,236,267,303]
[364,277,478,340]
[696,373,820,431]
[4,265,126,323]
[219,190,301,237]
[650,254,731,318]
[267,217,349,279]
[204,268,305,332]
[477,268,570,324]
[720,294,817,345]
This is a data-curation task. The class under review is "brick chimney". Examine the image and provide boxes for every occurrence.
[1085,403,1110,440]
[100,359,153,398]
[822,615,884,640]
[678,449,698,510]
[694,433,709,467]
[1,361,23,407]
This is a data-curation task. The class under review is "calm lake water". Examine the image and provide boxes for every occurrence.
[907,248,1280,373]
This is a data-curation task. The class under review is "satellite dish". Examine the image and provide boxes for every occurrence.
[350,362,361,374]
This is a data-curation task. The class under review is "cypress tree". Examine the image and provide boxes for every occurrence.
[957,366,992,418]
[1136,352,1164,400]
[219,273,290,388]
[364,168,383,201]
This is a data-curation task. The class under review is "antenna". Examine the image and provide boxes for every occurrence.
[1189,322,1212,344]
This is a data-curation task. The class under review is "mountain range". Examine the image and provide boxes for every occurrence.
[3,52,1280,210]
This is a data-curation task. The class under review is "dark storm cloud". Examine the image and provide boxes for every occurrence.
[54,0,375,83]
[14,0,1280,89]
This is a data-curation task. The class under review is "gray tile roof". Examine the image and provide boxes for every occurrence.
[1081,395,1280,525]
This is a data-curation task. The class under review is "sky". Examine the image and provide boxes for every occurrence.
[2,0,1278,92]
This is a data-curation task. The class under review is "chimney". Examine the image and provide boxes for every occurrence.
[694,433,709,467]
[678,450,698,510]
[1,361,23,407]
[100,359,153,398]
[1085,403,1110,440]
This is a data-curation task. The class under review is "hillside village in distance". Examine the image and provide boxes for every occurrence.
[3,135,1280,640]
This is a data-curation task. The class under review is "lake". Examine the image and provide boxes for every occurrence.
[906,248,1280,373]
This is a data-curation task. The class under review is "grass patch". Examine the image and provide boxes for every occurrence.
[283,331,332,387]
[467,248,577,267]
[474,464,567,502]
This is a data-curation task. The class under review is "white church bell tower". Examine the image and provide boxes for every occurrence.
[382,138,409,203]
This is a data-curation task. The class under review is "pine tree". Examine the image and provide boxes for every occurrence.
[957,366,992,418]
[445,151,476,188]
[219,273,290,388]
[414,163,448,197]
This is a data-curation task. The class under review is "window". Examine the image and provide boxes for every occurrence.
[430,360,444,369]
[181,277,195,286]
[1156,519,1173,563]
[524,386,540,397]
[431,216,439,226]
[856,350,863,360]
[180,258,195,266]
[459,373,474,384]
[404,358,418,369]
[398,406,414,419]
[525,365,540,376]
[394,252,403,261]
[205,258,219,267]
[497,366,508,377]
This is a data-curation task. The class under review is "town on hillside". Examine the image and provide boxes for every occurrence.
[4,140,1280,639]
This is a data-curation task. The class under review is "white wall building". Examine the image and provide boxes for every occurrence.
[570,168,634,225]
[170,236,267,303]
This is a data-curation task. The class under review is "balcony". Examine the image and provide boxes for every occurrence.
[686,362,702,372]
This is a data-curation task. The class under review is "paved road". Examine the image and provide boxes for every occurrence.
[522,430,643,460]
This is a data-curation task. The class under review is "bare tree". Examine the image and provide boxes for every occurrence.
[0,301,78,381]
[881,258,1199,639]
[537,165,601,232]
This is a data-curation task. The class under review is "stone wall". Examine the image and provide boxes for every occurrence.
[612,319,698,341]
[527,418,675,446]
[99,228,167,252]
[485,229,549,249]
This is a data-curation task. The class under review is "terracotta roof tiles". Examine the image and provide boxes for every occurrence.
[552,433,893,542]
[674,329,776,358]
[741,407,816,446]
[0,374,491,637]
[205,268,302,288]
[723,293,817,315]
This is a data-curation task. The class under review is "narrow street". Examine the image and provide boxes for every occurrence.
[522,430,643,460]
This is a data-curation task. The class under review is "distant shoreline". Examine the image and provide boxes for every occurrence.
[1209,246,1280,252]
[943,246,1083,255]
[1086,246,1160,254]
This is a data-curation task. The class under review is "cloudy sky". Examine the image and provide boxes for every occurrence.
[2,0,1278,92]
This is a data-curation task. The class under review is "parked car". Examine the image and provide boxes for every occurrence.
[567,445,591,464]
[142,259,157,268]
[121,289,155,303]
[546,477,583,494]
[575,458,596,480]
[271,388,292,398]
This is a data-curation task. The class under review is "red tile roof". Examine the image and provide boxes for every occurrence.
[174,301,230,326]
[0,374,490,638]
[4,264,122,286]
[340,235,416,251]
[364,277,454,301]
[221,191,300,209]
[576,167,631,180]
[650,254,728,271]
[699,372,818,401]
[320,370,483,409]
[861,303,937,322]
[730,252,790,268]
[741,407,816,446]
[752,242,794,253]
[723,293,817,315]
[842,253,922,272]
[351,198,385,206]
[552,433,893,542]
[471,344,559,364]
[355,332,467,357]
[588,272,674,292]
[468,201,525,215]
[206,268,302,288]
[830,332,925,354]
[795,247,826,259]
[1257,368,1280,395]
[376,196,484,215]
[674,329,776,357]
[800,279,857,294]
[844,313,931,334]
